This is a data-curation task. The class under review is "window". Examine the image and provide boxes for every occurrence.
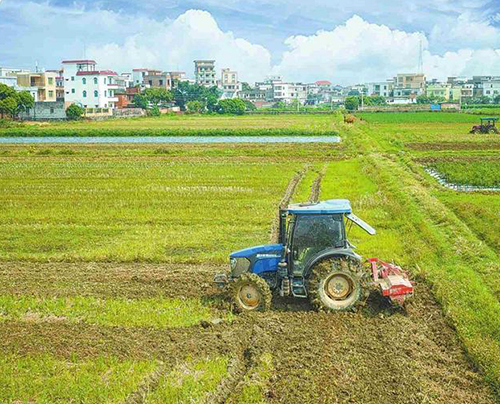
[48,91,54,97]
[94,90,98,97]
[82,78,86,85]
[291,215,344,275]
[50,108,55,114]
[149,80,153,86]
[83,90,87,98]
[71,76,75,81]
[104,91,107,97]
[159,80,163,86]
[71,89,75,94]
[48,78,54,85]
[94,78,98,85]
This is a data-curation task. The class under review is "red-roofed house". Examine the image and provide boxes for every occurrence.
[315,80,332,87]
[62,60,119,109]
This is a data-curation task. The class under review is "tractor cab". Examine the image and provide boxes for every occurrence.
[279,200,375,279]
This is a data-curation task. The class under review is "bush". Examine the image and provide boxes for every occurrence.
[66,104,85,120]
[147,106,161,117]
[344,96,359,111]
[186,101,204,114]
[217,99,246,115]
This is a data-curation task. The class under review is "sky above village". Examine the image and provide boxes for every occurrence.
[1,0,500,84]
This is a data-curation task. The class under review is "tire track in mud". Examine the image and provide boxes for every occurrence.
[308,164,328,203]
[201,324,263,404]
[270,164,310,243]
[123,362,166,404]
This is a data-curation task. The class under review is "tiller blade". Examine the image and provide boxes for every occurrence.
[368,258,414,305]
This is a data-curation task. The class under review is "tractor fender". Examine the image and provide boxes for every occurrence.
[304,248,361,278]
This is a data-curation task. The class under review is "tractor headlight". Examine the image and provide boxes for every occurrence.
[229,257,251,277]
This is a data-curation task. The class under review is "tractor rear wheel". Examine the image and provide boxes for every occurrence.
[308,257,367,312]
[232,273,272,312]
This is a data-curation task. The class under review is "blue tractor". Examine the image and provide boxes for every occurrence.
[214,200,413,312]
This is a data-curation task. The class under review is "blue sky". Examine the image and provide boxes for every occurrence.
[1,0,500,84]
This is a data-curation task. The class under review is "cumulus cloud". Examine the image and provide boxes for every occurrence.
[88,10,272,83]
[273,15,500,84]
[273,16,427,83]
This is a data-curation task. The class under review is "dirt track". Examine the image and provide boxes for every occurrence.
[0,261,496,403]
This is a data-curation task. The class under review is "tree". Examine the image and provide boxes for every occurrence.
[217,99,246,115]
[142,88,173,106]
[66,104,85,120]
[133,94,149,109]
[17,91,34,113]
[241,82,252,91]
[0,83,35,118]
[186,100,204,114]
[173,81,221,112]
[240,99,256,111]
[344,96,359,111]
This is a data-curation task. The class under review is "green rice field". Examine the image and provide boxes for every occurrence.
[1,112,500,403]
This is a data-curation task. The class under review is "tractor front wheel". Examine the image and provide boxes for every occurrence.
[308,257,366,312]
[232,273,272,312]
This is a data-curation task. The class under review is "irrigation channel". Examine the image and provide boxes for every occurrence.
[0,136,341,144]
[426,167,500,192]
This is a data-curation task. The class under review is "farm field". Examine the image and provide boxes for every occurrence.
[0,113,342,137]
[2,113,500,402]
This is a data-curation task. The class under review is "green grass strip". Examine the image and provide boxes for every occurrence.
[0,354,157,403]
[0,295,222,328]
[145,357,228,403]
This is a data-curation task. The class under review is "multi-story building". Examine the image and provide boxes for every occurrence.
[16,71,58,102]
[426,83,451,101]
[393,73,426,98]
[481,79,500,99]
[62,60,119,109]
[132,69,161,87]
[366,80,393,98]
[194,60,216,87]
[220,68,241,98]
[273,82,308,104]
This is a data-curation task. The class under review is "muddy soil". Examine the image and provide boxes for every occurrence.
[0,261,220,298]
[0,262,496,403]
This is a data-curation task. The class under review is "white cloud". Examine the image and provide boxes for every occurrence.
[88,10,272,83]
[273,16,427,84]
[429,12,500,51]
[272,15,500,84]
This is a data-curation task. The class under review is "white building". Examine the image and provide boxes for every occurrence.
[220,68,241,98]
[482,79,500,99]
[273,82,308,104]
[366,81,393,98]
[62,60,119,109]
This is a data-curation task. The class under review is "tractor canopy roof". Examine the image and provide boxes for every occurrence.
[287,199,352,215]
[481,117,498,121]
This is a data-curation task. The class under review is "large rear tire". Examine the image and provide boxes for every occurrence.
[232,273,272,312]
[308,257,367,312]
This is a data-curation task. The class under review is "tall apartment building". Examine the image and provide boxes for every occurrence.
[62,60,119,109]
[16,71,58,102]
[194,60,216,87]
[393,73,426,98]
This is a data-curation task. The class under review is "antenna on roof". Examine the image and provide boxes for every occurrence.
[417,39,424,74]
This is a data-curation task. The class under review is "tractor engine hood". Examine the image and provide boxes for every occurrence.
[230,243,284,259]
[230,244,284,276]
